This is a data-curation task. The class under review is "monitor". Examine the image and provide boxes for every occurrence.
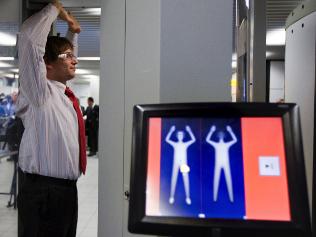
[128,103,311,237]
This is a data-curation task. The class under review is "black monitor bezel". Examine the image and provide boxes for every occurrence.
[128,102,311,237]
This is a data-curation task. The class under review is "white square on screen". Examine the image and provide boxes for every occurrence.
[258,156,281,176]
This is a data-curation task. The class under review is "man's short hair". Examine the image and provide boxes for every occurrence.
[44,36,73,64]
[88,97,94,103]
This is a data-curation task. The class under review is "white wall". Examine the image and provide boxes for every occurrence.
[285,11,316,214]
[69,77,100,108]
[89,77,100,105]
[159,0,232,102]
[99,0,233,236]
[269,61,285,103]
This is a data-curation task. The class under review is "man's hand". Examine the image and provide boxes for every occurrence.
[56,4,81,33]
[66,11,81,33]
[52,0,69,22]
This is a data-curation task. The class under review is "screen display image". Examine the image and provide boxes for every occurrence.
[146,117,290,221]
[128,103,311,237]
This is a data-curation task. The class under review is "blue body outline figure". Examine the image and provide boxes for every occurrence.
[206,125,237,202]
[165,125,196,205]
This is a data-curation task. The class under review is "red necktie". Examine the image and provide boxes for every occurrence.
[65,87,87,174]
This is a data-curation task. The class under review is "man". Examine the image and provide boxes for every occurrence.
[5,92,21,162]
[6,92,18,116]
[16,0,86,236]
[84,97,99,156]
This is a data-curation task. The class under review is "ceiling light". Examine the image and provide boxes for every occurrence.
[83,8,101,16]
[10,68,19,73]
[245,0,249,8]
[4,73,18,78]
[0,62,12,68]
[266,29,286,46]
[75,69,91,75]
[0,57,15,61]
[78,57,100,61]
[0,32,16,46]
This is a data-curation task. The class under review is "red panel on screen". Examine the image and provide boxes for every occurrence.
[241,117,291,221]
[146,118,161,215]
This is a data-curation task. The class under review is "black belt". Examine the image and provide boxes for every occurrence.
[20,169,77,187]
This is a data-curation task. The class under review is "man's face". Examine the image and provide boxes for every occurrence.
[88,100,93,107]
[49,48,78,83]
[11,92,18,103]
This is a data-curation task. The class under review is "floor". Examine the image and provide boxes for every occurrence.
[0,155,98,237]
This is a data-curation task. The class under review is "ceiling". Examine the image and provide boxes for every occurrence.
[266,0,303,58]
[0,0,307,84]
[266,0,303,30]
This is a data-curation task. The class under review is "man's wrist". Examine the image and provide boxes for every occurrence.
[67,13,81,34]
[52,0,63,12]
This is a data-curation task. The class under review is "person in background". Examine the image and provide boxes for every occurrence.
[84,97,99,156]
[16,0,86,236]
[6,92,18,117]
[5,91,20,162]
[0,92,17,117]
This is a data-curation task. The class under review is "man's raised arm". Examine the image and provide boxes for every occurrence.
[65,11,81,57]
[18,2,61,106]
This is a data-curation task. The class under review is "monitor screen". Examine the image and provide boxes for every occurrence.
[128,103,311,237]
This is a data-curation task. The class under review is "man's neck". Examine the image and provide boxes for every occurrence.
[47,77,67,85]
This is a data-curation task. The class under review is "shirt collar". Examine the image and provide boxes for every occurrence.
[49,79,67,92]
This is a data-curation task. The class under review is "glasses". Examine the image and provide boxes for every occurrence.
[58,52,77,61]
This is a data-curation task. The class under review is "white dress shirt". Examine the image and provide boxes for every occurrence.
[16,4,80,180]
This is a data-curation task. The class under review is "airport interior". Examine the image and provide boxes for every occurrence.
[0,0,316,236]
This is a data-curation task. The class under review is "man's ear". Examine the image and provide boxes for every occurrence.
[46,63,54,70]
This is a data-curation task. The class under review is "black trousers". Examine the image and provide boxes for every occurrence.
[17,170,78,237]
[88,129,98,153]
